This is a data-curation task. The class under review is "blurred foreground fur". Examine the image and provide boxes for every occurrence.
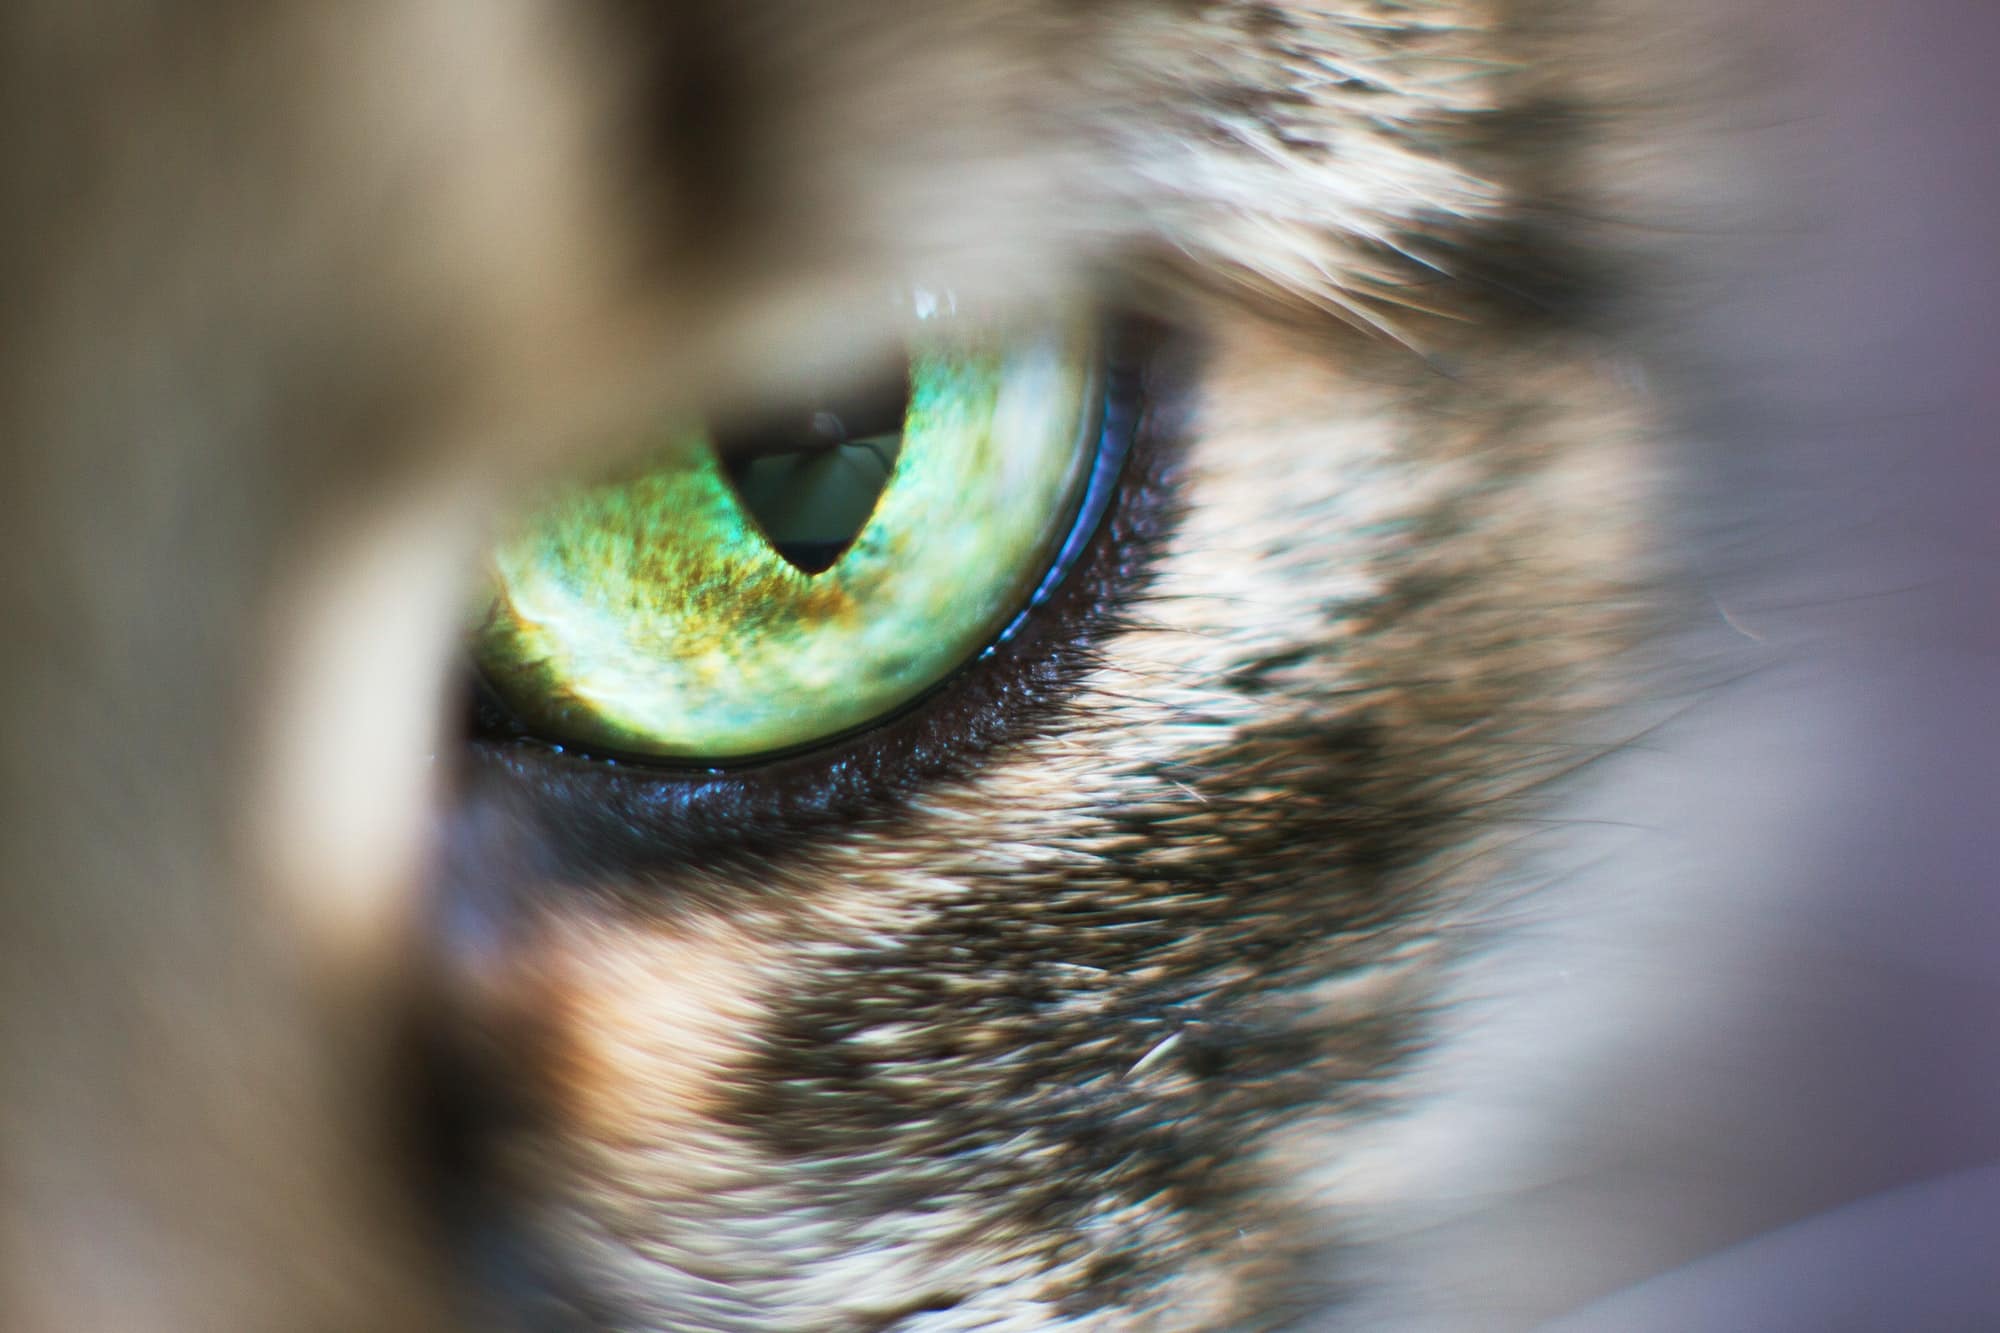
[0,2,1742,1330]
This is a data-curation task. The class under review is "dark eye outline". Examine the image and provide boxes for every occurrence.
[453,315,1192,873]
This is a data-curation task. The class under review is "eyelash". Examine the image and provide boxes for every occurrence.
[452,317,1193,877]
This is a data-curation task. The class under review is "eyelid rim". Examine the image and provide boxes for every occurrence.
[985,350,1137,659]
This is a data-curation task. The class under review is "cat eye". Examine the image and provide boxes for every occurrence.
[471,308,1124,765]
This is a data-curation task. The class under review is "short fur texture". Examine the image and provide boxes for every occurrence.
[429,4,1665,1328]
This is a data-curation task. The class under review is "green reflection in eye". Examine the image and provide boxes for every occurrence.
[473,318,1100,762]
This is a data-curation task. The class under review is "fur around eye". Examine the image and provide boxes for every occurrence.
[459,317,1193,872]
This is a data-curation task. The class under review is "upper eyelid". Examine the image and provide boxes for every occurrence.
[500,285,1108,502]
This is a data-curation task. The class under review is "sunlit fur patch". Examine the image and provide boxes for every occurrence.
[532,913,771,1155]
[1101,0,1515,335]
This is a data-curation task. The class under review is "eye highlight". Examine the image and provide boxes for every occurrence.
[472,314,1110,765]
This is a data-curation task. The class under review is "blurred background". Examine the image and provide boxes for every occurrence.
[1379,3,2000,1327]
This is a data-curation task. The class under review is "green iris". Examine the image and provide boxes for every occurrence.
[473,318,1101,762]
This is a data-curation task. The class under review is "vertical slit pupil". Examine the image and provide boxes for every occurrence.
[715,367,909,574]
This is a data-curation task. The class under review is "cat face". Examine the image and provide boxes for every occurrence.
[3,3,1656,1327]
[381,7,1661,1325]
[14,3,1987,1332]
